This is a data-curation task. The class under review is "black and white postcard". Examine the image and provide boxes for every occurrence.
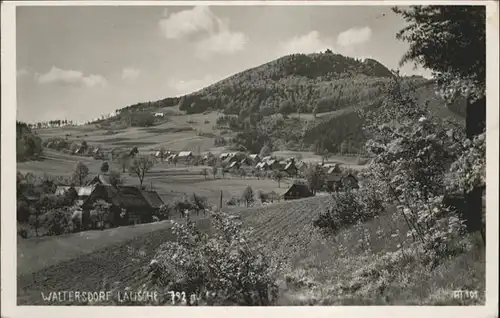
[1,1,498,318]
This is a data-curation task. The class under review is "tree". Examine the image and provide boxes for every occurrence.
[70,142,79,153]
[239,168,247,179]
[201,168,208,179]
[272,171,284,188]
[100,161,110,173]
[72,161,89,186]
[191,193,208,216]
[241,186,255,207]
[393,5,486,239]
[108,170,123,187]
[129,155,154,188]
[259,144,272,158]
[306,164,326,195]
[92,200,111,230]
[65,187,79,205]
[212,166,218,179]
[159,148,166,162]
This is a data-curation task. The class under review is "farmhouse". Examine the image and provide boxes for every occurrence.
[239,157,252,166]
[296,161,308,174]
[228,161,240,171]
[139,190,164,212]
[248,154,261,163]
[255,162,268,170]
[266,159,281,170]
[326,170,359,192]
[282,161,298,177]
[261,156,273,163]
[54,185,81,196]
[283,182,314,201]
[177,151,193,162]
[81,184,158,227]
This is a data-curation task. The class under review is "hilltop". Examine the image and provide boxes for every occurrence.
[33,52,465,158]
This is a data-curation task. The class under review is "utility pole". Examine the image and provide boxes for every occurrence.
[219,190,223,211]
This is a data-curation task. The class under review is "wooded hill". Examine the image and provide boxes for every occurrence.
[99,52,466,154]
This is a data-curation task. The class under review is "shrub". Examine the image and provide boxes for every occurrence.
[314,188,385,235]
[44,208,72,236]
[226,197,239,206]
[241,186,255,207]
[147,211,279,305]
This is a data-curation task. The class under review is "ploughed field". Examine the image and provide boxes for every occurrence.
[17,196,334,305]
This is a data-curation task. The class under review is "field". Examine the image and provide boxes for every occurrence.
[17,195,485,305]
[36,108,230,154]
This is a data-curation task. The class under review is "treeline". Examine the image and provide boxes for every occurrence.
[17,121,43,162]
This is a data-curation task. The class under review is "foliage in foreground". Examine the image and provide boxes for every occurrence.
[147,211,280,305]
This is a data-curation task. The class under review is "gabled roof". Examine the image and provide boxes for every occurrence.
[327,165,341,174]
[87,174,112,186]
[140,190,164,208]
[284,162,296,171]
[283,182,314,198]
[249,154,260,160]
[178,151,193,157]
[55,186,82,196]
[78,185,96,197]
[229,161,239,168]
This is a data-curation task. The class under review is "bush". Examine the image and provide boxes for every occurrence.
[241,186,255,207]
[313,188,385,235]
[147,211,279,305]
[44,208,72,236]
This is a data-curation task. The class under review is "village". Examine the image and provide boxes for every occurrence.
[17,144,360,236]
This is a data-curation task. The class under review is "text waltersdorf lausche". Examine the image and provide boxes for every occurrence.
[40,290,159,304]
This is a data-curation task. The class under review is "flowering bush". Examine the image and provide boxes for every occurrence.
[147,211,279,305]
[355,75,475,262]
[313,187,385,235]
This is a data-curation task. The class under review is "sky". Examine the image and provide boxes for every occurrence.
[16,5,433,124]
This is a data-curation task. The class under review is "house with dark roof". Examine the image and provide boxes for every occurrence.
[81,184,160,228]
[282,161,298,177]
[228,161,240,171]
[248,154,260,163]
[140,190,164,210]
[283,182,314,201]
[326,171,359,192]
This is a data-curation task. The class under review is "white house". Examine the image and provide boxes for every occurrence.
[154,113,165,118]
